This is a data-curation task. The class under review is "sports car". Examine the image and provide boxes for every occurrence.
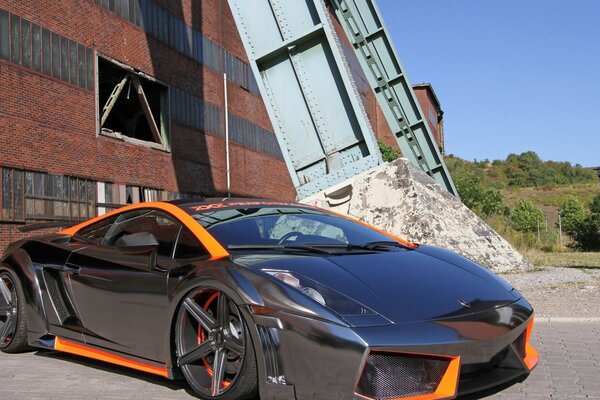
[0,198,537,400]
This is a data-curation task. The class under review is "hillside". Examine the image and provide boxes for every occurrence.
[446,152,600,259]
[446,152,598,215]
[502,182,600,227]
[445,151,597,190]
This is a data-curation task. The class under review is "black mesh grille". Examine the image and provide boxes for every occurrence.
[356,352,450,399]
[43,269,70,323]
[514,331,527,359]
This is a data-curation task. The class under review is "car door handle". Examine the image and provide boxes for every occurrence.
[63,264,81,274]
[151,265,169,273]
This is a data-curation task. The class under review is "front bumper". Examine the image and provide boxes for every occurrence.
[249,297,538,400]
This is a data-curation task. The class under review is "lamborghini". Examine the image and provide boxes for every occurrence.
[0,199,538,399]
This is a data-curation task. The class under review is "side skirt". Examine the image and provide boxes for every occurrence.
[51,336,172,379]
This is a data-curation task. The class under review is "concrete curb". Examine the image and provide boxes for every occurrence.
[535,317,600,323]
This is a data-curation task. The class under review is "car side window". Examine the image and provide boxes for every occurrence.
[75,215,119,245]
[102,209,181,258]
[174,227,208,259]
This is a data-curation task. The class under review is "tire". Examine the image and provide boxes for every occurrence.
[175,287,258,400]
[0,268,31,353]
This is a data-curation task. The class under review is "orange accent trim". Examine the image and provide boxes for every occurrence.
[54,337,169,378]
[59,202,229,260]
[355,351,460,400]
[315,206,418,249]
[523,316,539,370]
[524,343,539,370]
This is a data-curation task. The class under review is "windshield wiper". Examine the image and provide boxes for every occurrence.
[360,241,415,251]
[228,241,412,254]
[227,244,341,255]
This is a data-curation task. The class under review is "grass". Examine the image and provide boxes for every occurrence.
[501,182,600,227]
[522,249,600,268]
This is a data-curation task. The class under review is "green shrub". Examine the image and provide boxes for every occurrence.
[378,140,399,162]
[510,199,544,233]
[590,193,600,214]
[571,214,600,251]
[454,169,507,218]
[560,196,588,235]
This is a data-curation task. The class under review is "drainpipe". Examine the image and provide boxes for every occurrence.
[224,73,231,198]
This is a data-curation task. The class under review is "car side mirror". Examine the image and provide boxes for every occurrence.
[114,232,159,253]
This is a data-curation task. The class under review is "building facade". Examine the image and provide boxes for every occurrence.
[0,0,411,247]
[413,83,445,154]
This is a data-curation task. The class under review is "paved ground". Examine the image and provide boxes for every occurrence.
[0,266,598,399]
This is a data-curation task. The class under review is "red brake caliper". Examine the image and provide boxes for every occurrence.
[198,291,231,389]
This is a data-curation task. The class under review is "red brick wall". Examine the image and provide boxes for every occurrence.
[0,0,296,249]
[0,0,400,250]
[414,87,443,152]
[0,224,59,251]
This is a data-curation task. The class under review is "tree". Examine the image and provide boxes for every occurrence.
[454,174,506,218]
[590,193,600,214]
[571,214,600,251]
[560,196,588,235]
[511,199,544,233]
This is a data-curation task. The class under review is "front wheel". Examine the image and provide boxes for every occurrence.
[175,287,258,399]
[0,268,31,353]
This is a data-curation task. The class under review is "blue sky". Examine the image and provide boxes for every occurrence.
[377,0,600,166]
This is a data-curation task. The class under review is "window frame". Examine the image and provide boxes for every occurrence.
[74,207,209,260]
[0,166,95,222]
[96,54,171,151]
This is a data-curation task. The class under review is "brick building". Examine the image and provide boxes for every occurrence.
[0,0,408,248]
[413,83,445,154]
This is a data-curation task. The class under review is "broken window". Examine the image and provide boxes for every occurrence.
[98,56,169,147]
[0,167,95,222]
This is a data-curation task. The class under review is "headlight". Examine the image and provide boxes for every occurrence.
[264,270,376,317]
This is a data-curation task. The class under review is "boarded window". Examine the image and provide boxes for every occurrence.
[32,24,41,71]
[51,32,60,79]
[10,14,19,64]
[21,19,30,68]
[41,28,50,75]
[0,9,8,60]
[60,36,68,81]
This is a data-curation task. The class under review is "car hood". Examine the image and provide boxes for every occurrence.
[234,245,519,324]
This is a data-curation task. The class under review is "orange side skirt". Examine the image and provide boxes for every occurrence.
[54,337,169,378]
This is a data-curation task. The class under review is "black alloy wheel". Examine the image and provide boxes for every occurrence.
[175,288,257,399]
[0,270,30,352]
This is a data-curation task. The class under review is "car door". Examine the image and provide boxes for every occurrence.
[66,209,180,362]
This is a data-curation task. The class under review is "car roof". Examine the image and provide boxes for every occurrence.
[167,197,270,206]
[171,198,312,214]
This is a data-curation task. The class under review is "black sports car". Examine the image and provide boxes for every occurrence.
[0,199,537,399]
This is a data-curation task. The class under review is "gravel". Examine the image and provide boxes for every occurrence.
[500,267,600,318]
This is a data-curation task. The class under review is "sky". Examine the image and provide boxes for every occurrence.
[377,0,600,166]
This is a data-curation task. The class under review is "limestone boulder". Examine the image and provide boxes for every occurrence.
[302,158,531,272]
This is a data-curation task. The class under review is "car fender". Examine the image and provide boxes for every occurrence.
[164,261,310,399]
[1,248,48,335]
[164,261,258,374]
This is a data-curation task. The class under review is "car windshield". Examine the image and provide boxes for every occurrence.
[187,205,394,249]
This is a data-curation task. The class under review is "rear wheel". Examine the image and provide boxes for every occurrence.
[0,269,30,353]
[175,287,257,400]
